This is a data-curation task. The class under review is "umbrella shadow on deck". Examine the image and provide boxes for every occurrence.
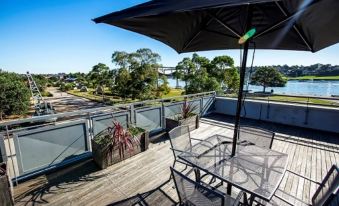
[107,179,177,206]
[14,159,106,205]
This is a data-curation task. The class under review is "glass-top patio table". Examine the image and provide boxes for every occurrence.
[178,134,288,203]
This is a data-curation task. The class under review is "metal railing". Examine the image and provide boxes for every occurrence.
[0,91,216,184]
[222,93,339,108]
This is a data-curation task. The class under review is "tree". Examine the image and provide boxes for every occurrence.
[210,55,239,92]
[210,55,235,82]
[224,67,240,93]
[157,75,171,97]
[175,53,224,94]
[0,71,30,120]
[250,67,287,92]
[87,63,111,89]
[111,48,161,100]
[113,68,131,99]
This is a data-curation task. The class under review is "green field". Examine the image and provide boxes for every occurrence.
[288,75,339,80]
[68,88,185,105]
[162,89,184,98]
[223,93,339,107]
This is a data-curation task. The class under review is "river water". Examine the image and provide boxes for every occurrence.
[167,78,339,97]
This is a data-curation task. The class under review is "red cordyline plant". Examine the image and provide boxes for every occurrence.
[180,100,198,119]
[106,121,140,159]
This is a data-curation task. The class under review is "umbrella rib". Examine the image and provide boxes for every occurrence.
[182,9,224,51]
[274,1,313,52]
[203,28,238,39]
[253,8,309,41]
[208,13,241,38]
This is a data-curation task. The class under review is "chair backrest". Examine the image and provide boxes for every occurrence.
[325,190,338,206]
[168,126,192,158]
[238,126,275,149]
[170,167,224,206]
[312,165,339,206]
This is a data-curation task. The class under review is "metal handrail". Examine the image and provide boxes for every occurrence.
[0,91,216,127]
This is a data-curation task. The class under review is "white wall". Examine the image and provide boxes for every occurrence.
[214,97,339,133]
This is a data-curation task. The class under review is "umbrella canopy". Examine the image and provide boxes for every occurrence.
[94,0,339,53]
[93,0,339,157]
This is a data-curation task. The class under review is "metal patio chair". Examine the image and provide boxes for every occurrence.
[168,125,220,184]
[171,167,246,206]
[256,164,339,206]
[168,125,212,169]
[238,126,275,149]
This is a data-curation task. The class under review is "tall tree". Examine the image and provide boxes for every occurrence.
[251,67,287,92]
[111,48,161,100]
[87,63,111,89]
[0,71,30,120]
[210,55,235,82]
[224,67,240,93]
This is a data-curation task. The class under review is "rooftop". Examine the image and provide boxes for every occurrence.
[13,114,339,206]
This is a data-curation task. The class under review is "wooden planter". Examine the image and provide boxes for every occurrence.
[92,131,149,169]
[166,115,199,132]
[0,164,14,206]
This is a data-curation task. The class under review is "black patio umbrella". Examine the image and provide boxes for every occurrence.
[93,0,339,156]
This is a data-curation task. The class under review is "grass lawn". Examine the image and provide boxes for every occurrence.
[163,88,184,98]
[250,95,339,107]
[68,88,185,105]
[288,75,339,80]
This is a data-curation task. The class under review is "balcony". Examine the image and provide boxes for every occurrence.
[12,118,339,205]
[0,92,337,205]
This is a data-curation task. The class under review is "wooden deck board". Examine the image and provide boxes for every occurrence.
[13,114,339,206]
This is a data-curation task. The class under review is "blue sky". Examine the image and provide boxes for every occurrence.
[1,0,339,74]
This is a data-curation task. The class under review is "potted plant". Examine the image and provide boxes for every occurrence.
[166,100,199,132]
[91,121,149,169]
[0,163,14,206]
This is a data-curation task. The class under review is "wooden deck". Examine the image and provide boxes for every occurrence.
[14,114,339,206]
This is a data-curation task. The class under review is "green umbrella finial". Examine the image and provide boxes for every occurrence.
[238,28,256,44]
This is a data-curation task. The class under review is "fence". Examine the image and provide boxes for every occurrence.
[0,91,216,183]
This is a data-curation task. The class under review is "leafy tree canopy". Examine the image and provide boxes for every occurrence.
[87,63,112,88]
[175,53,237,94]
[112,48,161,100]
[250,66,287,92]
[0,71,30,120]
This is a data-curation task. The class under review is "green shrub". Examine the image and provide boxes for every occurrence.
[60,83,74,92]
[0,71,30,120]
[41,91,53,97]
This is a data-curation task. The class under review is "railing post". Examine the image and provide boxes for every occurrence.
[130,104,135,125]
[5,126,18,186]
[161,100,166,130]
[266,96,270,119]
[200,96,204,116]
[304,97,309,125]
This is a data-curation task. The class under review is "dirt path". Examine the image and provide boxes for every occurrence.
[46,87,105,113]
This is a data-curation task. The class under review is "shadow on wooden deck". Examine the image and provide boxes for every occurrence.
[107,179,176,206]
[14,159,106,205]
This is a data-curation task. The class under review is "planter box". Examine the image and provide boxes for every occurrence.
[166,115,199,132]
[92,131,149,169]
[0,164,14,206]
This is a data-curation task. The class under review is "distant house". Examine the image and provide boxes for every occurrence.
[65,77,77,83]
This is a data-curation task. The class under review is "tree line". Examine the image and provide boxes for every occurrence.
[249,64,339,77]
[0,48,287,120]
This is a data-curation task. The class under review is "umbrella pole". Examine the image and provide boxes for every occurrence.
[231,41,250,157]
